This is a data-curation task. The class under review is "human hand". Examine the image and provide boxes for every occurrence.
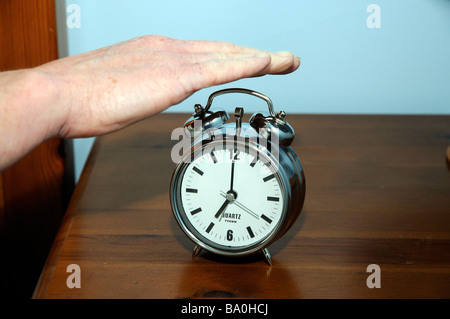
[38,35,300,138]
[0,35,300,170]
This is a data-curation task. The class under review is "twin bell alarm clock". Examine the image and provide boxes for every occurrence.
[169,88,305,265]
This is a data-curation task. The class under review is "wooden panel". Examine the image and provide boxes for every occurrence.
[0,0,69,299]
[33,113,450,299]
[0,0,58,70]
[0,176,4,229]
[0,175,5,297]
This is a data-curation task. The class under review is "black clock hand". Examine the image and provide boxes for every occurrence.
[230,107,242,192]
[229,159,235,191]
[215,198,230,219]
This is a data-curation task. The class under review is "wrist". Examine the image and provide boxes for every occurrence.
[24,67,68,140]
[0,68,66,169]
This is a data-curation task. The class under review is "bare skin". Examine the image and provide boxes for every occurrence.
[0,35,300,170]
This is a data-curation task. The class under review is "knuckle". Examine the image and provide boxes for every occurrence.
[218,41,239,53]
[134,34,173,47]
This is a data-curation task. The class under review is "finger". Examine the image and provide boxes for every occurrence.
[194,50,300,76]
[101,50,268,69]
[275,55,301,75]
[194,52,300,75]
[163,37,301,74]
[181,51,274,66]
[150,35,265,55]
[255,51,301,76]
[186,53,272,90]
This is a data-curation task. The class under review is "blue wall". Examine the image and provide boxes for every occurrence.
[59,0,450,180]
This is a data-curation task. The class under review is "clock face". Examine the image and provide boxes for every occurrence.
[172,141,286,254]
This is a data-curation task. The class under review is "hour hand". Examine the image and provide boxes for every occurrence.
[214,198,230,219]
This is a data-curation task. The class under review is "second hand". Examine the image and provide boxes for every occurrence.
[219,191,259,220]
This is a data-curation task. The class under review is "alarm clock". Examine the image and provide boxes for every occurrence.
[169,88,305,265]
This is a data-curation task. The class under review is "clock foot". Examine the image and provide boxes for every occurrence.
[192,245,202,258]
[261,248,272,266]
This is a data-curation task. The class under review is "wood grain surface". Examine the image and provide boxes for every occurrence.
[33,113,450,299]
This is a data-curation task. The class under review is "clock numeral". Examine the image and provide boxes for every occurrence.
[230,149,240,161]
[226,229,233,241]
[267,196,279,202]
[263,174,275,182]
[186,188,198,193]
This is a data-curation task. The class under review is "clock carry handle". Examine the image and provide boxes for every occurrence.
[202,88,277,118]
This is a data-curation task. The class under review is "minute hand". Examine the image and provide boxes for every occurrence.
[229,159,235,191]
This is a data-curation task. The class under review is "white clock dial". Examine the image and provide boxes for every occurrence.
[178,143,285,251]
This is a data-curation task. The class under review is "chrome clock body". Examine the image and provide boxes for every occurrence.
[169,88,305,265]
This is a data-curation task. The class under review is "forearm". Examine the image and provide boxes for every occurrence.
[0,68,66,170]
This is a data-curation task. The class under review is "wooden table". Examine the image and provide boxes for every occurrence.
[33,113,450,299]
